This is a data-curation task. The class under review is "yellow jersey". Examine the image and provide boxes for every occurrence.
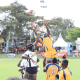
[45,63,60,80]
[57,58,61,65]
[58,58,61,63]
[59,68,72,80]
[39,35,58,58]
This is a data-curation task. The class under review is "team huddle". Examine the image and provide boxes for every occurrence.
[17,20,72,80]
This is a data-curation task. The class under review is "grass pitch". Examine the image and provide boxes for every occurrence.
[0,54,80,80]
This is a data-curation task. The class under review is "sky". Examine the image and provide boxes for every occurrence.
[0,0,80,27]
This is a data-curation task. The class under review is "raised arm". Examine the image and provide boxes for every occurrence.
[35,33,40,47]
[43,19,51,35]
[31,23,37,36]
[22,55,31,59]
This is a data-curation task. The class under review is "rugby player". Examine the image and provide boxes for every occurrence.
[31,19,58,65]
[18,59,28,79]
[22,43,39,80]
[57,58,61,65]
[43,58,60,80]
[56,59,72,80]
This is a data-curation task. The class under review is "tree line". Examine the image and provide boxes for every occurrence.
[0,1,79,42]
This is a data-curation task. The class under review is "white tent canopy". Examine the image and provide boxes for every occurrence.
[53,33,68,47]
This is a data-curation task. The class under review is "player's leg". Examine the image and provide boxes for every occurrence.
[31,67,37,80]
[43,57,46,67]
[23,71,29,79]
[24,67,32,79]
[33,74,37,80]
[27,74,34,80]
[21,71,24,79]
[46,58,52,64]
[46,52,57,64]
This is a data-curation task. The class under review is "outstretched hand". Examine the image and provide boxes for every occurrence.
[31,23,35,28]
[43,19,46,25]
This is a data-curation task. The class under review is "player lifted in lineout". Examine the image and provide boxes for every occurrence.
[31,19,58,67]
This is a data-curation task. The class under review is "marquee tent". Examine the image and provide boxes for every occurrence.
[53,33,68,47]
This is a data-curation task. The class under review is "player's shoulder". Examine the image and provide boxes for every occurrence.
[24,50,30,54]
[30,52,37,58]
[46,63,52,67]
[48,64,60,68]
[45,63,52,70]
[30,51,36,55]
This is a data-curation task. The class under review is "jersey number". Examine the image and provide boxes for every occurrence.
[51,68,55,73]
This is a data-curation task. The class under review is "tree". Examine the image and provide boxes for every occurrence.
[0,1,43,41]
[66,28,80,42]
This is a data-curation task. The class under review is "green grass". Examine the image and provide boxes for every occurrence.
[0,54,80,80]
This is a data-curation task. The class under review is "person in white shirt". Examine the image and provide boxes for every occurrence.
[22,43,39,80]
[17,58,23,79]
[17,57,28,79]
[19,59,28,79]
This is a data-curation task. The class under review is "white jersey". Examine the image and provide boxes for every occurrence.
[22,50,37,67]
[20,59,28,67]
[20,59,28,74]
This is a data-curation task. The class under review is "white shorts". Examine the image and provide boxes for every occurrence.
[46,58,58,62]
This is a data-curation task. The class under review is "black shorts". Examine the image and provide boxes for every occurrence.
[26,67,37,74]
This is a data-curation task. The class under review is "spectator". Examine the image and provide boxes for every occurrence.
[13,45,16,53]
[62,55,66,59]
[73,49,79,57]
[16,46,19,54]
[25,39,27,46]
